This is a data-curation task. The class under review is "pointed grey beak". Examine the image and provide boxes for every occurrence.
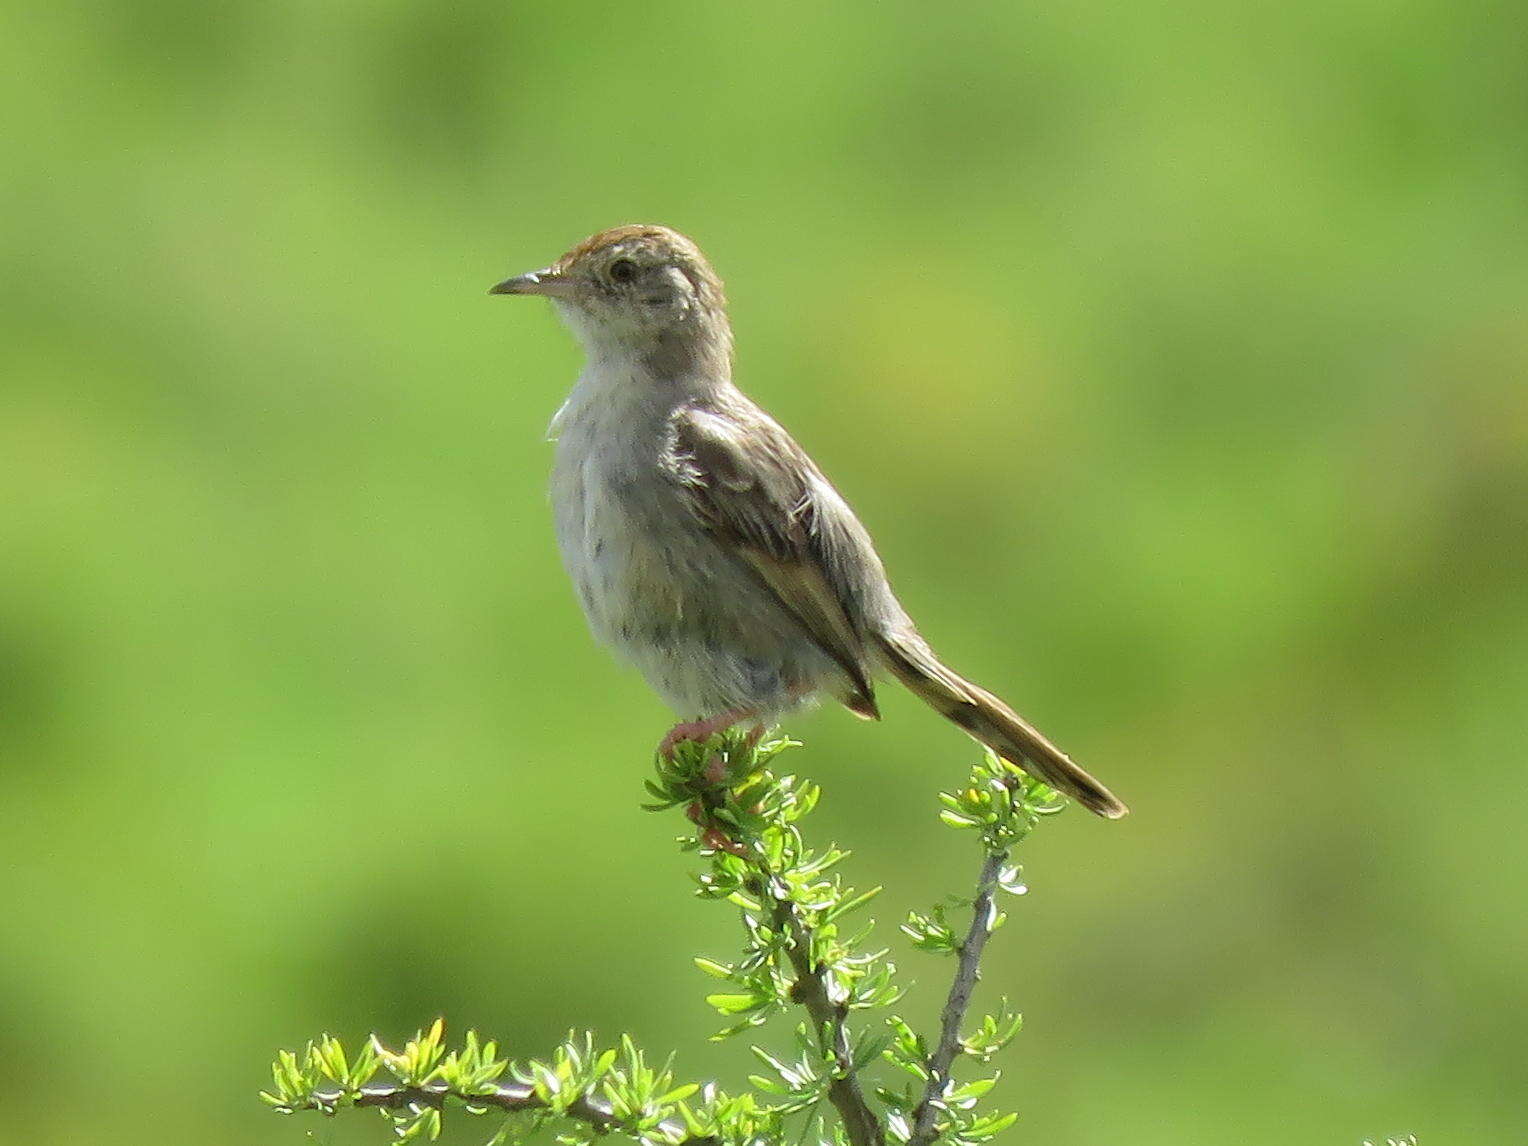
[488,267,576,298]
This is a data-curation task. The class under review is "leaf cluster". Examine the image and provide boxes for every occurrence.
[261,1024,741,1146]
[934,751,1066,852]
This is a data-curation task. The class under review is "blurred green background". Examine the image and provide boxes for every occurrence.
[3,2,1525,1143]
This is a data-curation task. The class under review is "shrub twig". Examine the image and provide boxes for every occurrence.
[908,850,1007,1146]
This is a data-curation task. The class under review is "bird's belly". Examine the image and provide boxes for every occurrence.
[571,514,697,641]
[552,454,828,716]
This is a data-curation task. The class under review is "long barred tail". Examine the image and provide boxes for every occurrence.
[875,631,1128,820]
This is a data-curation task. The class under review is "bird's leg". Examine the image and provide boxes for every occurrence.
[662,709,767,858]
[657,708,758,759]
[700,825,750,857]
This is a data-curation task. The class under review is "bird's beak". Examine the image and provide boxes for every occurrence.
[488,267,576,298]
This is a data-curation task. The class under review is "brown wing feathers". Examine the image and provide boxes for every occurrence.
[670,405,880,717]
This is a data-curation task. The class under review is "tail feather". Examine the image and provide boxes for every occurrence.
[875,631,1128,820]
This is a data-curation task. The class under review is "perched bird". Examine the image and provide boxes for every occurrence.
[491,225,1127,818]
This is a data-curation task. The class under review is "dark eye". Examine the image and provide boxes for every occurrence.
[608,258,638,284]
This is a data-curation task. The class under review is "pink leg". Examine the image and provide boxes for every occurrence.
[698,723,766,783]
[658,708,757,759]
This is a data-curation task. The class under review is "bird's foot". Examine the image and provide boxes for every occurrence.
[683,800,748,856]
[667,715,767,858]
[700,825,750,857]
[657,709,758,759]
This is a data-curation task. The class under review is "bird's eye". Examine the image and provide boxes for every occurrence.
[608,259,638,284]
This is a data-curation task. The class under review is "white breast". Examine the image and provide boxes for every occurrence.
[547,362,687,650]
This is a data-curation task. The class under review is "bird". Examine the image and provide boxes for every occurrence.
[490,225,1127,819]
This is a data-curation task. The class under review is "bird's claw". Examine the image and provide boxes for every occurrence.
[657,710,757,759]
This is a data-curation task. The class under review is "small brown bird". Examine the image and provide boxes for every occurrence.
[491,225,1127,818]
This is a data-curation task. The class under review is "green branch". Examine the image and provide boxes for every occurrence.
[764,875,884,1146]
[262,735,1071,1146]
[263,1026,714,1145]
[909,848,1008,1146]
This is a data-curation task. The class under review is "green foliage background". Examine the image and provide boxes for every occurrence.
[2,3,1524,1144]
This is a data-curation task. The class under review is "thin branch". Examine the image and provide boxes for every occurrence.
[283,1082,693,1141]
[767,886,883,1146]
[909,848,1009,1146]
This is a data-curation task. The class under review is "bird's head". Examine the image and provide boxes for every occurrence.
[492,225,731,374]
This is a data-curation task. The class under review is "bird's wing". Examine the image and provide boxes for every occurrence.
[667,403,880,718]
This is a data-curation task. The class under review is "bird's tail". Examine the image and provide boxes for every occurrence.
[874,631,1128,820]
